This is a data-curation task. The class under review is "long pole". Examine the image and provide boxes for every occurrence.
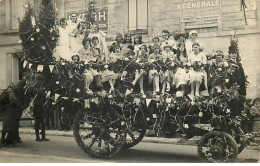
[241,0,247,25]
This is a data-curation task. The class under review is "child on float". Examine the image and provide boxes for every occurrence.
[161,30,170,43]
[148,44,162,95]
[160,42,176,95]
[161,42,176,63]
[69,21,87,53]
[174,33,190,95]
[67,13,78,32]
[133,35,143,57]
[132,44,149,94]
[78,38,93,61]
[121,33,133,55]
[78,38,97,93]
[185,30,205,56]
[122,32,132,44]
[187,42,207,98]
[87,24,109,60]
[67,13,79,53]
[148,35,160,54]
[123,44,135,59]
[109,44,124,63]
[207,50,229,96]
[91,36,104,62]
[82,36,103,93]
[53,18,72,61]
[167,33,177,54]
[109,33,123,53]
[101,45,120,94]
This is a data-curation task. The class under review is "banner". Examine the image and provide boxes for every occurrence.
[46,91,51,98]
[54,93,60,101]
[49,65,55,73]
[125,89,132,96]
[85,100,90,108]
[73,98,79,102]
[23,60,28,68]
[180,0,221,22]
[37,65,44,72]
[146,99,152,107]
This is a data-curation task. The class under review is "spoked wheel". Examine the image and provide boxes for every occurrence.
[73,109,126,159]
[229,128,245,154]
[198,131,238,162]
[123,126,146,149]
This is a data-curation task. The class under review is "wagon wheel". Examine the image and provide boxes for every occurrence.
[237,140,245,154]
[229,128,245,154]
[123,126,146,149]
[73,109,126,159]
[198,131,238,162]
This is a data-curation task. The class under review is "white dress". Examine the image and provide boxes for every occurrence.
[185,39,206,56]
[161,51,176,62]
[88,31,108,60]
[70,32,84,54]
[188,52,207,83]
[53,27,72,61]
[67,21,80,54]
[148,53,162,84]
[174,68,190,88]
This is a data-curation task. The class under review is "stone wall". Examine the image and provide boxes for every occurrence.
[0,0,6,33]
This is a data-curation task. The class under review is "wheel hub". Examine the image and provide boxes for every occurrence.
[92,125,106,137]
[211,146,223,156]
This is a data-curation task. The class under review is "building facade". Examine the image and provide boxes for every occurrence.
[0,0,260,98]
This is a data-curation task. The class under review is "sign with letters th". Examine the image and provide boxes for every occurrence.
[67,7,109,31]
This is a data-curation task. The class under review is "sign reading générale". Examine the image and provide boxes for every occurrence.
[180,0,221,22]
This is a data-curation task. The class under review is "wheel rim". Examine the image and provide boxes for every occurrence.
[198,131,238,162]
[73,110,126,158]
[124,126,146,148]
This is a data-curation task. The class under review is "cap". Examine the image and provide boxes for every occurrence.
[192,42,200,47]
[189,30,198,38]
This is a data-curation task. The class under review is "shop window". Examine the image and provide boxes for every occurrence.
[129,0,148,31]
[6,53,19,85]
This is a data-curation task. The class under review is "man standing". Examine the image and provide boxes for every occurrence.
[33,89,50,141]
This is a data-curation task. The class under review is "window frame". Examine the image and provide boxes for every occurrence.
[4,0,35,34]
[128,0,148,34]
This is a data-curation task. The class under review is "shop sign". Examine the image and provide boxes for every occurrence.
[67,7,109,31]
[180,0,221,22]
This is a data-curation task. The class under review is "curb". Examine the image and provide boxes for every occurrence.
[2,126,260,150]
[16,127,198,145]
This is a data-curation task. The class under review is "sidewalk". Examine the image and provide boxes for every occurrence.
[0,122,259,150]
[9,125,200,145]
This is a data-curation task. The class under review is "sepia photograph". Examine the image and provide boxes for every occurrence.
[0,0,259,163]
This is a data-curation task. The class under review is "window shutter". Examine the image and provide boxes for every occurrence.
[129,0,137,31]
[137,0,147,30]
[10,0,34,30]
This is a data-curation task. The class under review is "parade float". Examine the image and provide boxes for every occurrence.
[13,0,255,162]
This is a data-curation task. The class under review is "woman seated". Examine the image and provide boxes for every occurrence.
[132,44,149,94]
[148,44,162,95]
[174,34,189,96]
[160,42,176,95]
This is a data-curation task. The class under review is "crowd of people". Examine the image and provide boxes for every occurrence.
[53,13,246,98]
[41,13,259,138]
